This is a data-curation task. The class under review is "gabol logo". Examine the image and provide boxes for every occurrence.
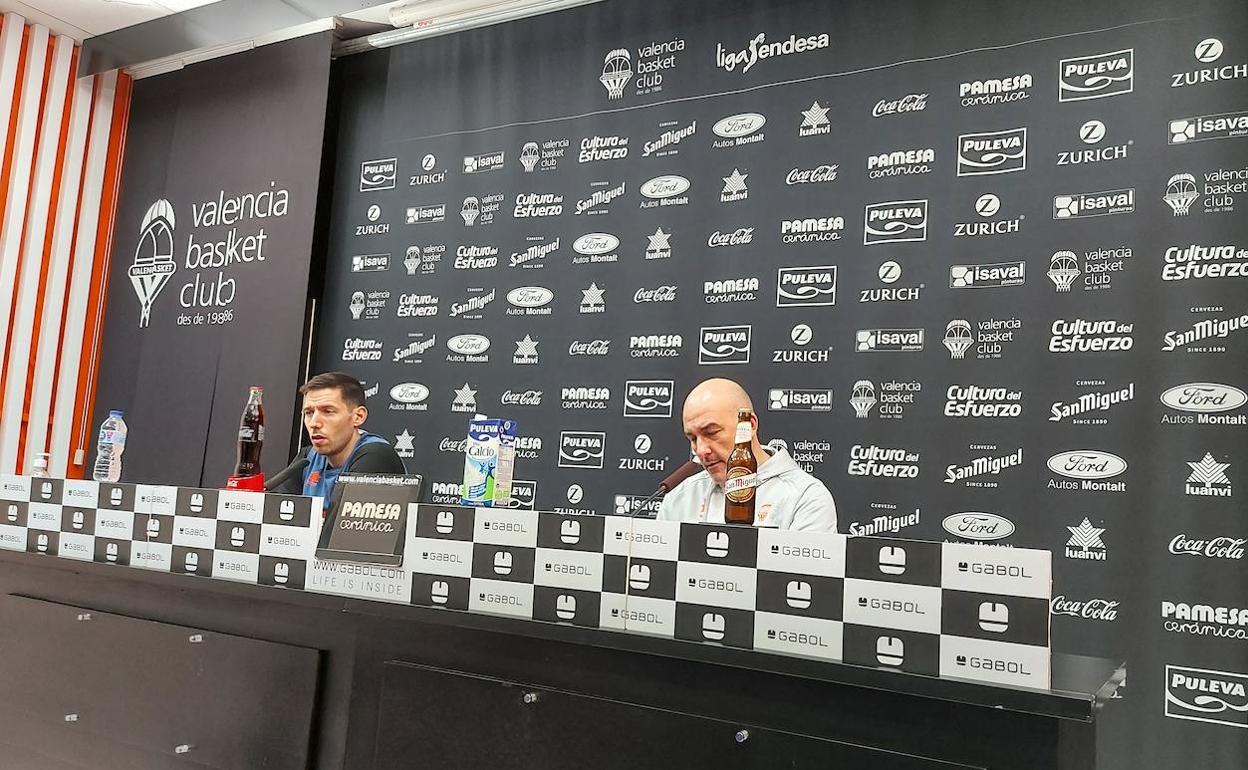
[855,328,924,352]
[768,389,833,412]
[1168,110,1248,145]
[957,128,1027,176]
[864,200,928,245]
[699,325,751,365]
[1172,37,1247,88]
[1053,188,1135,219]
[1058,49,1134,101]
[1165,666,1248,728]
[359,158,396,192]
[776,266,836,307]
[559,431,605,469]
[624,381,674,418]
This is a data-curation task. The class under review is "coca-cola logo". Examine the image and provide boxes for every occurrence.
[446,334,490,354]
[707,227,754,248]
[568,339,610,356]
[712,112,766,138]
[942,512,1014,541]
[438,437,468,452]
[634,285,677,303]
[500,389,543,406]
[1169,534,1246,559]
[872,93,928,117]
[786,164,838,185]
[506,286,554,307]
[1160,383,1247,413]
[639,175,691,199]
[573,233,621,254]
[1051,595,1119,621]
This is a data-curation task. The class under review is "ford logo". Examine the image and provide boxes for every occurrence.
[1160,382,1247,413]
[1047,450,1127,479]
[446,334,490,354]
[389,382,429,404]
[713,112,766,138]
[573,233,621,254]
[506,286,553,307]
[639,176,691,199]
[942,512,1015,541]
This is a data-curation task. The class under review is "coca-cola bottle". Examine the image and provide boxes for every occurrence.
[235,386,265,477]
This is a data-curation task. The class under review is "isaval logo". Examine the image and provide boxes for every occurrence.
[1169,110,1248,145]
[768,388,833,412]
[855,328,924,352]
[949,260,1026,289]
[1053,188,1135,219]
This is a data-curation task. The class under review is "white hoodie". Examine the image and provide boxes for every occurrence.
[656,447,837,532]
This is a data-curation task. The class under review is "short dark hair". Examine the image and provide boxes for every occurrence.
[299,371,366,408]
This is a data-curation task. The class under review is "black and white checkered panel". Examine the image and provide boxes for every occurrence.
[0,478,1050,689]
[0,475,320,592]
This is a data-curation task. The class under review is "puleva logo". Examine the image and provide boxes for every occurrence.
[129,199,177,328]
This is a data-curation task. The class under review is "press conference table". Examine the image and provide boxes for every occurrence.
[0,539,1124,769]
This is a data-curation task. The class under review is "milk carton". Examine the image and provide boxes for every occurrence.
[460,416,518,507]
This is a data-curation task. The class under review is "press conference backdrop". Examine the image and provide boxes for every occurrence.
[314,0,1247,765]
[92,33,331,487]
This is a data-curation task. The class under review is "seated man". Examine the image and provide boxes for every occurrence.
[271,371,406,498]
[658,378,836,532]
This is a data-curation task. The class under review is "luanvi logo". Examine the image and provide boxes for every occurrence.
[1058,49,1134,101]
[1186,453,1231,497]
[360,158,397,191]
[1165,666,1248,728]
[129,200,177,327]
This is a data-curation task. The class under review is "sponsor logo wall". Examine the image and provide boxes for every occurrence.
[316,4,1248,768]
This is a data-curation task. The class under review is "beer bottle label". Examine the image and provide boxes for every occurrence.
[734,422,751,444]
[724,468,758,502]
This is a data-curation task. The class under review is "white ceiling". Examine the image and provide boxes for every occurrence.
[0,0,222,41]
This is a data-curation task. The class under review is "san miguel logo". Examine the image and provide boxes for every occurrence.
[129,200,178,327]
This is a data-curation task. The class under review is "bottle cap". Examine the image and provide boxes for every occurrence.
[109,410,123,417]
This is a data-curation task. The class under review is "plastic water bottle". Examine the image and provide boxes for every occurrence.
[92,410,127,482]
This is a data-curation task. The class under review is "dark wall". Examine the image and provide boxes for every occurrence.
[92,32,332,486]
[313,1,1248,768]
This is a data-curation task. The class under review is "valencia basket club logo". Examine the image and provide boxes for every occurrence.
[129,199,177,328]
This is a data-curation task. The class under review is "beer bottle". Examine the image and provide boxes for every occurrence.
[235,386,265,477]
[724,407,758,525]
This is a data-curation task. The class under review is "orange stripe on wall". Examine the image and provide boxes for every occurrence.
[65,71,131,478]
[15,43,77,469]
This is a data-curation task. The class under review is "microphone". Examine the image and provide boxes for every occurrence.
[632,459,702,517]
[265,457,309,492]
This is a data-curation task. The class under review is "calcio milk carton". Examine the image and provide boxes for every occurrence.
[460,416,517,507]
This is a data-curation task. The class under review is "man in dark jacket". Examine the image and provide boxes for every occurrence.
[271,371,406,498]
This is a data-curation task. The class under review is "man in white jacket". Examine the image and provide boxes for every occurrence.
[657,378,837,532]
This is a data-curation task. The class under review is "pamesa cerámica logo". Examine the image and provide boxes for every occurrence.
[130,183,290,328]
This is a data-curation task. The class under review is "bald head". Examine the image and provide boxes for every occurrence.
[682,378,762,486]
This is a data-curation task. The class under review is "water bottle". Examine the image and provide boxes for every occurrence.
[92,410,127,483]
[30,452,50,478]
